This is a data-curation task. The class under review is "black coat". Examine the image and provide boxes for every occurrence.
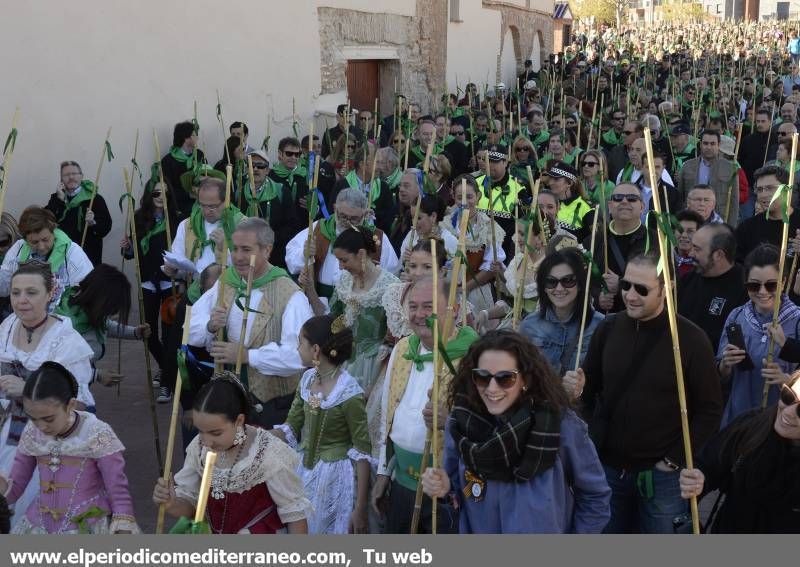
[160,149,206,220]
[45,191,112,266]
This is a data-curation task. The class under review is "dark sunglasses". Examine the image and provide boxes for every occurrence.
[582,161,599,167]
[282,150,301,157]
[544,274,578,289]
[472,368,520,389]
[780,384,800,417]
[610,193,641,203]
[515,146,530,152]
[620,279,655,297]
[252,163,269,170]
[151,190,163,197]
[744,280,778,293]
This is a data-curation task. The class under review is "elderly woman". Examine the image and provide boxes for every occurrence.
[0,206,92,309]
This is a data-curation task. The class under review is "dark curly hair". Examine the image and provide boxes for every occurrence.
[301,315,353,365]
[449,329,572,415]
[332,226,377,255]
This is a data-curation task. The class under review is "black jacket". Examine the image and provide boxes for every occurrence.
[45,191,112,266]
[160,149,206,220]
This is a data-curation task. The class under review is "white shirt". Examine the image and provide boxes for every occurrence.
[188,279,313,377]
[399,229,458,264]
[285,221,401,286]
[168,217,231,277]
[377,343,433,475]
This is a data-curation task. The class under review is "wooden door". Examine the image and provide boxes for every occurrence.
[346,60,380,116]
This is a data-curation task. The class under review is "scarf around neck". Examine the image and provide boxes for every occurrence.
[188,204,244,261]
[169,146,196,169]
[450,394,561,482]
[403,326,479,371]
[60,180,96,227]
[18,228,72,273]
[243,179,282,217]
[140,215,165,255]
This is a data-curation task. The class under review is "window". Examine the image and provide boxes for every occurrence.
[716,3,721,13]
[450,0,462,22]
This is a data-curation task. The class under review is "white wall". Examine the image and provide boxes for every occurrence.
[500,28,519,87]
[447,0,503,93]
[531,32,542,72]
[321,0,415,16]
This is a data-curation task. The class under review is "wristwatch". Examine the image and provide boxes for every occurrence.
[662,457,680,471]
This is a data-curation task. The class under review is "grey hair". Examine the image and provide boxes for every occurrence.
[402,168,423,190]
[336,187,368,209]
[378,147,400,170]
[642,114,661,133]
[234,217,275,246]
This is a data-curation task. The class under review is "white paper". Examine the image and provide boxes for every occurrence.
[163,251,199,275]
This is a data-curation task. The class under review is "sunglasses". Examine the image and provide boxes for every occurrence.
[252,163,269,170]
[151,190,163,197]
[515,147,530,152]
[610,193,641,203]
[544,274,578,289]
[392,139,404,144]
[582,161,599,167]
[472,368,520,389]
[620,279,656,296]
[780,384,800,417]
[744,280,778,293]
[282,150,301,157]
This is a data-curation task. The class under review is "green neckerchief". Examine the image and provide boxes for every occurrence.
[18,228,72,273]
[271,162,300,200]
[140,214,165,255]
[621,162,635,182]
[187,279,203,304]
[222,265,290,310]
[243,179,282,218]
[602,129,623,146]
[319,216,337,243]
[188,204,244,261]
[411,141,444,163]
[59,181,96,227]
[403,326,479,371]
[169,146,196,169]
[385,167,403,189]
[55,287,106,346]
[440,135,455,147]
[297,154,309,179]
[345,170,380,208]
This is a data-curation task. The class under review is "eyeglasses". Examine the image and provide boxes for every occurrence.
[610,193,641,203]
[252,163,269,170]
[336,211,364,226]
[471,368,520,389]
[515,147,530,152]
[282,150,301,158]
[744,280,778,293]
[544,274,578,289]
[780,384,800,417]
[151,190,163,198]
[620,279,656,296]
[199,203,221,212]
[582,161,599,167]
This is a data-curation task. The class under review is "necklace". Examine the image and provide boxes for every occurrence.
[314,365,340,386]
[208,435,247,534]
[48,411,80,472]
[21,316,49,344]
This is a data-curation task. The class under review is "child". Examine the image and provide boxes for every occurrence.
[0,362,139,533]
[273,315,372,534]
[153,375,309,534]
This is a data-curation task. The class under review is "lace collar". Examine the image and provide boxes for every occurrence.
[299,368,364,410]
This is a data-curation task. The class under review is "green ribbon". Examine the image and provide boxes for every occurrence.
[243,179,282,217]
[118,192,135,214]
[222,265,290,313]
[131,157,142,186]
[581,250,608,293]
[767,183,792,224]
[177,347,190,390]
[3,127,17,154]
[169,146,196,169]
[319,216,337,243]
[187,279,203,304]
[403,324,479,374]
[271,162,300,200]
[345,170,380,208]
[188,204,244,261]
[70,506,108,534]
[18,227,72,273]
[105,140,114,162]
[140,216,166,255]
[58,180,96,227]
[55,287,106,346]
[169,516,211,535]
[385,167,403,189]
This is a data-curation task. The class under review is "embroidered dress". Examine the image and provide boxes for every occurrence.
[276,369,372,534]
[174,427,309,534]
[440,210,506,313]
[5,412,139,534]
[381,282,413,341]
[329,269,399,457]
[503,253,543,317]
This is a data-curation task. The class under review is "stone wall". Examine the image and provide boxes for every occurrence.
[483,0,554,76]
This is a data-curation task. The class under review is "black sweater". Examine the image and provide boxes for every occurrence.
[734,208,800,264]
[46,192,112,266]
[160,149,206,220]
[581,310,723,470]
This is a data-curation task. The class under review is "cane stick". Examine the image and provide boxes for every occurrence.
[80,127,112,248]
[763,132,799,409]
[484,150,501,291]
[156,306,192,534]
[235,255,257,376]
[643,128,700,535]
[575,208,600,370]
[195,451,218,524]
[0,108,20,219]
[513,177,541,330]
[368,126,383,209]
[217,90,229,165]
[117,129,139,387]
[124,167,163,474]
[214,165,233,374]
[409,139,435,247]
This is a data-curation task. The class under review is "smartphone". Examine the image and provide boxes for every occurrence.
[726,323,754,370]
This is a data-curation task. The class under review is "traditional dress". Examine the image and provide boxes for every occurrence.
[0,229,92,309]
[4,411,139,534]
[175,426,309,534]
[277,368,372,534]
[285,218,400,302]
[503,253,543,317]
[440,210,506,313]
[188,266,313,428]
[381,282,412,341]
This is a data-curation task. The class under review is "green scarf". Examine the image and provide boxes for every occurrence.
[403,326,479,371]
[345,171,380,208]
[18,228,72,273]
[297,155,310,179]
[222,264,290,310]
[59,181,96,227]
[271,162,300,200]
[188,204,245,261]
[55,287,106,345]
[602,129,623,146]
[318,216,337,243]
[169,146,196,169]
[243,179,282,217]
[385,168,403,190]
[140,215,165,255]
[411,142,444,163]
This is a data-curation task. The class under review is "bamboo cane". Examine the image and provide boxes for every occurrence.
[574,208,600,370]
[484,150,502,292]
[0,108,20,219]
[344,100,351,169]
[643,128,700,535]
[235,255,257,376]
[214,165,233,374]
[117,128,139,388]
[513,176,541,329]
[409,139,436,246]
[763,103,776,167]
[373,98,379,141]
[195,451,218,524]
[80,127,112,248]
[430,239,441,534]
[762,132,799,409]
[217,90,230,166]
[597,95,605,150]
[155,306,192,534]
[123,167,163,474]
[246,155,257,212]
[368,126,383,210]
[152,129,179,307]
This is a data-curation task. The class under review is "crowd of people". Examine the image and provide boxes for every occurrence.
[0,18,799,535]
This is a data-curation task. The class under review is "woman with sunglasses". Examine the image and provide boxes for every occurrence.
[508,136,539,185]
[718,244,800,428]
[520,248,604,383]
[678,371,800,533]
[579,150,614,206]
[420,330,611,533]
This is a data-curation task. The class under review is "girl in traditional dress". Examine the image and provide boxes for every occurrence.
[152,376,309,534]
[0,362,139,534]
[398,194,457,269]
[273,315,372,534]
[440,175,506,315]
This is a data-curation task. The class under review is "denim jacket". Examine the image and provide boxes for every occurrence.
[520,307,605,376]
